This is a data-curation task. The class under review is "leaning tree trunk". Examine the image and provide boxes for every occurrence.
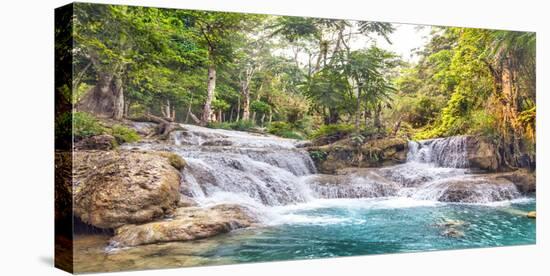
[77,72,124,119]
[201,64,216,125]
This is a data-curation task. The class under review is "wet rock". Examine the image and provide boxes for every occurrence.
[295,141,313,148]
[154,151,187,170]
[177,195,198,207]
[309,137,408,174]
[527,211,536,219]
[435,218,467,238]
[441,228,465,238]
[74,134,117,150]
[305,169,399,198]
[495,169,536,194]
[73,150,181,229]
[201,139,233,147]
[433,176,520,203]
[437,219,467,228]
[110,204,258,247]
[464,136,499,171]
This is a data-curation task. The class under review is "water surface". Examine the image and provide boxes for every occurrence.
[74,198,535,273]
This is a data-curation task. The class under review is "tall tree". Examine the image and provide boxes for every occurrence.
[179,11,255,125]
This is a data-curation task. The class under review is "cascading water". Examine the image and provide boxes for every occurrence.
[124,125,526,209]
[407,136,469,168]
[79,124,534,272]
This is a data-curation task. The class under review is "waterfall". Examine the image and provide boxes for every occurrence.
[123,126,524,207]
[399,136,520,203]
[407,136,469,168]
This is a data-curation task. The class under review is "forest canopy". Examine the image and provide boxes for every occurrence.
[58,3,536,168]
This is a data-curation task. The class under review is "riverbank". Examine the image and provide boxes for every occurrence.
[68,121,536,273]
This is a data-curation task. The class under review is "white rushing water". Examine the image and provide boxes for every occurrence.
[125,124,526,224]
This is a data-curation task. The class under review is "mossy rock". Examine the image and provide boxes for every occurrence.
[155,152,187,170]
[308,137,408,174]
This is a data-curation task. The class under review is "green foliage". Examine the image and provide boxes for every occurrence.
[69,3,534,159]
[167,153,186,170]
[306,68,351,112]
[229,120,256,131]
[212,99,230,111]
[309,150,328,162]
[207,121,232,130]
[72,112,105,139]
[468,110,498,138]
[109,124,141,143]
[267,121,304,139]
[60,112,140,144]
[207,120,256,131]
[393,94,445,128]
[350,133,365,146]
[309,124,355,140]
[250,100,271,114]
[55,112,74,143]
[267,121,292,134]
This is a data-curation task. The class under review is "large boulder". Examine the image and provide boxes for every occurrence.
[110,204,258,247]
[464,136,499,171]
[434,175,520,203]
[73,150,181,229]
[309,137,408,174]
[495,169,536,194]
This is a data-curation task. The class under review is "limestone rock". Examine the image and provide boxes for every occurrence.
[435,176,520,203]
[309,137,408,174]
[110,204,258,247]
[74,134,117,150]
[464,136,499,171]
[495,169,536,194]
[305,168,399,198]
[73,150,181,229]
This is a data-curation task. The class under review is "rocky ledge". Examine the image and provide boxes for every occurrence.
[308,137,408,174]
[73,150,182,229]
[433,169,535,203]
[70,148,258,247]
[110,204,258,247]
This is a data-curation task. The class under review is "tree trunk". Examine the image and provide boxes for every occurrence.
[236,96,241,121]
[185,94,194,123]
[241,85,250,121]
[78,72,125,120]
[328,107,339,124]
[123,100,130,118]
[201,64,216,125]
[374,103,382,132]
[165,99,171,120]
[112,79,124,120]
[355,87,362,133]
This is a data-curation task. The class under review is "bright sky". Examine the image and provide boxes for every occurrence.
[345,23,433,63]
[375,24,433,63]
[274,22,433,67]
